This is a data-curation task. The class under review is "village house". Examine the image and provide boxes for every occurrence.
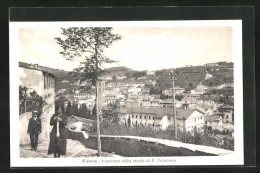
[145,80,157,86]
[205,62,219,67]
[218,105,234,123]
[118,106,205,132]
[195,84,208,94]
[19,62,56,145]
[196,103,214,115]
[147,70,156,75]
[204,115,223,131]
[104,95,117,105]
[162,88,173,96]
[222,122,234,133]
[77,98,95,110]
[183,93,201,99]
[127,87,142,97]
[117,75,127,80]
[160,99,182,108]
[141,96,152,107]
[132,83,145,88]
[163,87,185,96]
[181,97,202,109]
[150,99,161,107]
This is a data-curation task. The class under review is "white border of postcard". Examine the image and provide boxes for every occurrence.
[10,20,243,167]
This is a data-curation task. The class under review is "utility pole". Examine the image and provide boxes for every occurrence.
[171,69,177,139]
[96,81,102,156]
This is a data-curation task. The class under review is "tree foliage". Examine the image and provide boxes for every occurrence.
[101,102,120,123]
[56,27,122,86]
[19,85,46,115]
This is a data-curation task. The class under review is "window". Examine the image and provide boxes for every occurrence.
[153,117,155,120]
[132,115,134,118]
[140,115,142,119]
[136,115,138,118]
[149,116,150,119]
[168,117,170,120]
[144,116,146,119]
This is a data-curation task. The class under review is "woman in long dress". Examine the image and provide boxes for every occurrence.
[47,106,67,158]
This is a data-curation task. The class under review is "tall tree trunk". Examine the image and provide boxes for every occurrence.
[95,45,102,156]
[96,81,102,156]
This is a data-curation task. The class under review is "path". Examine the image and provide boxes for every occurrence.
[20,139,121,158]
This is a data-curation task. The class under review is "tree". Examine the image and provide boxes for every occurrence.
[66,101,72,116]
[19,85,28,115]
[112,75,117,82]
[102,102,120,123]
[79,103,88,118]
[20,89,47,115]
[56,27,121,156]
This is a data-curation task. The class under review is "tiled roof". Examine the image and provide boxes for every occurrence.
[197,104,211,110]
[181,97,200,104]
[118,106,200,120]
[19,61,56,78]
[204,115,222,122]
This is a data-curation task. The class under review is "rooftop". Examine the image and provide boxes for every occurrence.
[118,106,203,120]
[19,61,56,79]
[204,115,222,122]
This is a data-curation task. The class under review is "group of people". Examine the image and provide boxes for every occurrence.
[27,106,67,158]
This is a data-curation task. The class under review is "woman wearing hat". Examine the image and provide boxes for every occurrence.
[47,106,67,158]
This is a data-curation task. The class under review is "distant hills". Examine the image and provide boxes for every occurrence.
[102,66,136,76]
[19,61,233,91]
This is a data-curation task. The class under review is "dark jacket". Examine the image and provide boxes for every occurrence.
[27,117,42,134]
[47,113,67,155]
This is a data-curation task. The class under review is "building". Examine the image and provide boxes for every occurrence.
[160,99,182,108]
[183,94,201,99]
[56,88,67,95]
[195,84,208,94]
[77,98,95,110]
[204,115,223,131]
[147,71,156,75]
[218,105,234,123]
[104,95,117,105]
[150,99,161,107]
[205,62,219,67]
[196,103,214,115]
[175,87,185,95]
[19,62,56,145]
[181,97,202,109]
[118,106,204,132]
[162,88,173,96]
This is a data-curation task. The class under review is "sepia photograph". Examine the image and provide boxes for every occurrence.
[10,20,243,167]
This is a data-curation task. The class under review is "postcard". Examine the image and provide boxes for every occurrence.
[10,20,243,167]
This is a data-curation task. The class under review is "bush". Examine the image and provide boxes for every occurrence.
[90,122,234,151]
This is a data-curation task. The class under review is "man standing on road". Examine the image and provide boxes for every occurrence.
[27,110,42,151]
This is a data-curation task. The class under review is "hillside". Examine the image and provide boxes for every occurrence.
[102,66,135,76]
[19,62,78,83]
[155,62,233,91]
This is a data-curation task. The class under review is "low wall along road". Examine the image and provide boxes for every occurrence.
[67,124,233,157]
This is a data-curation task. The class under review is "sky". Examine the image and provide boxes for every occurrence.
[18,26,233,71]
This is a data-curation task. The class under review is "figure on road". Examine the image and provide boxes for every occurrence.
[47,106,67,158]
[27,110,42,151]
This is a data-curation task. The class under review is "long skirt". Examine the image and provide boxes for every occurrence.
[47,130,67,155]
